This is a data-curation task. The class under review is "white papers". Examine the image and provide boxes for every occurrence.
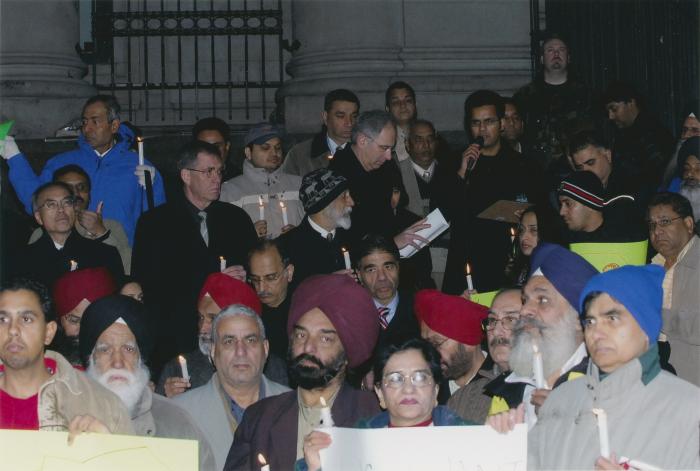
[399,208,449,258]
[320,424,527,471]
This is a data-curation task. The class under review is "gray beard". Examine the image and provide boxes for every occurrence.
[509,309,580,380]
[679,183,700,221]
[325,204,352,230]
[199,334,212,357]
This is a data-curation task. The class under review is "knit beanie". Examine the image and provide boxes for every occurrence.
[558,171,606,211]
[299,168,349,214]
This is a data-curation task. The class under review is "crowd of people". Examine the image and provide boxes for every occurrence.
[1,31,699,470]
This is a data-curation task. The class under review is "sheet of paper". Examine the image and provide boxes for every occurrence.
[0,120,14,140]
[471,290,499,307]
[0,430,198,471]
[320,424,527,471]
[570,240,648,272]
[399,208,450,259]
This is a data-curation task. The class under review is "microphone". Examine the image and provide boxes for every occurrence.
[467,136,484,171]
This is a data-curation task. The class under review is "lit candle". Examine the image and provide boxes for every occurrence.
[280,200,289,226]
[319,396,334,428]
[465,263,474,291]
[510,227,516,244]
[532,344,546,389]
[219,256,227,272]
[341,247,351,270]
[592,408,610,460]
[137,137,144,166]
[258,196,265,221]
[178,355,190,381]
[257,453,270,471]
[70,260,78,272]
[619,456,661,471]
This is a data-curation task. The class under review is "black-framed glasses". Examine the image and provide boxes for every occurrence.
[482,316,519,331]
[38,197,76,211]
[185,166,225,178]
[383,370,434,389]
[647,216,683,231]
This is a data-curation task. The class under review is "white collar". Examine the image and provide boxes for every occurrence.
[326,135,346,156]
[410,160,436,180]
[308,216,335,239]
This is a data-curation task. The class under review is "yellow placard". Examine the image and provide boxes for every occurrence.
[0,430,198,471]
[471,290,499,307]
[570,240,648,272]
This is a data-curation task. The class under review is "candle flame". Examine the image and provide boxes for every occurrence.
[257,453,267,465]
[464,263,471,275]
[320,396,328,407]
[280,201,286,209]
[178,355,185,362]
[136,136,143,143]
[592,408,606,418]
[532,344,539,354]
[258,196,264,206]
[219,256,224,261]
[327,153,334,160]
[510,227,516,236]
[341,246,348,253]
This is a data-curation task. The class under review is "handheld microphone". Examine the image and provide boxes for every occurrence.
[467,136,484,171]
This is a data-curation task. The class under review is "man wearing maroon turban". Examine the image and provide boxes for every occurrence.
[224,274,382,471]
[414,289,488,406]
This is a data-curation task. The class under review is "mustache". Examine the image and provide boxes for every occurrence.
[291,353,325,369]
[513,316,546,336]
[489,336,510,348]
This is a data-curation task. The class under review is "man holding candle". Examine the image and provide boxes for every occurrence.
[527,265,700,470]
[279,168,356,283]
[282,89,360,177]
[8,182,124,288]
[224,274,381,471]
[1,95,166,245]
[489,243,597,428]
[174,304,290,470]
[80,295,216,471]
[132,141,257,376]
[415,289,489,409]
[220,123,304,239]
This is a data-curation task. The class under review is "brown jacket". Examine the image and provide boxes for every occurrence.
[35,350,132,433]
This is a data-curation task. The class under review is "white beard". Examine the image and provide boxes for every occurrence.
[509,308,580,379]
[87,358,150,415]
[679,183,700,221]
[325,204,352,230]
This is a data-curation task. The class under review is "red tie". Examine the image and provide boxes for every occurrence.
[378,306,389,330]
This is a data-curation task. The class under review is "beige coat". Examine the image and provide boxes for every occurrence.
[663,235,700,386]
[34,350,132,433]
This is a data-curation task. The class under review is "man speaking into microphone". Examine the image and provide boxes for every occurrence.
[439,90,546,294]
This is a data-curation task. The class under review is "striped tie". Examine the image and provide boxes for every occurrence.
[378,306,389,330]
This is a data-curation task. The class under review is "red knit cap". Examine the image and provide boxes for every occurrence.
[197,272,261,315]
[414,289,488,346]
[287,274,379,368]
[52,267,117,318]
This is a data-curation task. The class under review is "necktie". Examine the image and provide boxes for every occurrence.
[198,211,209,246]
[422,170,431,181]
[378,306,390,330]
[326,232,334,242]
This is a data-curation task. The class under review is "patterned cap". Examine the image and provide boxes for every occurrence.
[299,168,349,214]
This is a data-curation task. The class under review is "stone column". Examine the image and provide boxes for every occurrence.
[280,0,531,134]
[0,1,95,138]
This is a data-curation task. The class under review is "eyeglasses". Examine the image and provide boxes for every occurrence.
[186,166,225,178]
[248,268,286,285]
[647,216,683,231]
[383,370,434,389]
[63,314,82,326]
[38,197,76,211]
[482,316,519,331]
[470,118,500,128]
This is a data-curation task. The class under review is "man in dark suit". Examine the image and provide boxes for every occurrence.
[224,274,380,471]
[131,141,257,374]
[9,182,124,287]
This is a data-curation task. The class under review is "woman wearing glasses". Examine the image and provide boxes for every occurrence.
[299,338,472,471]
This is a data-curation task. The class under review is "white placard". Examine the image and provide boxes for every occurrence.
[320,424,527,471]
[399,208,450,259]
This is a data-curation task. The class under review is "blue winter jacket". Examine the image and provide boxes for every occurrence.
[8,124,165,245]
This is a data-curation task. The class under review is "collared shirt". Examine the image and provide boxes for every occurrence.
[373,294,399,325]
[505,342,587,429]
[652,236,696,310]
[308,216,336,240]
[411,160,436,182]
[326,135,346,156]
[228,380,266,424]
[93,143,115,158]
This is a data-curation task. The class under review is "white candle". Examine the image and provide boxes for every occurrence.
[219,256,227,272]
[510,227,516,244]
[592,408,610,460]
[341,247,351,270]
[178,355,190,381]
[257,453,270,471]
[619,456,662,471]
[137,137,144,166]
[319,396,334,428]
[280,200,289,226]
[258,196,265,221]
[70,260,78,272]
[532,344,547,389]
[465,263,474,291]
